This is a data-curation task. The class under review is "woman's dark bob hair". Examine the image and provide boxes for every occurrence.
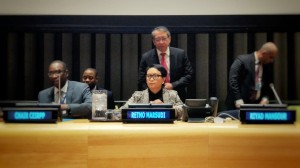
[147,64,167,77]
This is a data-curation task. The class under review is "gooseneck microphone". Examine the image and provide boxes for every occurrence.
[269,83,282,104]
[58,74,61,104]
[57,75,63,121]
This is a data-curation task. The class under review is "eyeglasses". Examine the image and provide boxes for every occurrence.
[146,74,162,80]
[154,37,169,42]
[48,70,65,77]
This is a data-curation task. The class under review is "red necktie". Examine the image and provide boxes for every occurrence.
[160,53,170,83]
[250,63,262,102]
[255,63,262,99]
[255,63,261,83]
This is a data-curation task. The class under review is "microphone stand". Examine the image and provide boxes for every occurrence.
[58,75,61,104]
[58,75,62,121]
[269,83,283,104]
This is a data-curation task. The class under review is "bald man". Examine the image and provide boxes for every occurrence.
[226,42,279,110]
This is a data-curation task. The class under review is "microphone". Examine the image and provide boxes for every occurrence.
[58,74,61,104]
[269,83,282,104]
[57,75,63,121]
[209,97,219,117]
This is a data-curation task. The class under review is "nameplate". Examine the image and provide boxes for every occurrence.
[240,109,296,124]
[3,107,59,123]
[122,108,175,123]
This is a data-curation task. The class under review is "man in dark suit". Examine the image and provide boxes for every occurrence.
[82,68,115,109]
[38,60,92,118]
[226,42,279,110]
[138,26,194,101]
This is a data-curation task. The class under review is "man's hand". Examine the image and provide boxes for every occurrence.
[164,83,173,90]
[260,98,269,105]
[235,99,244,109]
[60,104,69,111]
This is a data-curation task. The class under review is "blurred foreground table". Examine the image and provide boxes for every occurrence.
[1,119,300,168]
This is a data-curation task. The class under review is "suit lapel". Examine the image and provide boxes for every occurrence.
[48,87,55,102]
[65,81,73,104]
[169,49,176,82]
[250,54,256,81]
[152,50,160,63]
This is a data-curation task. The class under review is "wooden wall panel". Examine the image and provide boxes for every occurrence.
[43,33,55,88]
[110,34,122,99]
[140,34,152,55]
[295,33,300,100]
[94,34,106,88]
[195,34,209,99]
[122,34,139,100]
[215,33,228,110]
[24,33,37,99]
[273,33,288,99]
[7,33,20,99]
[1,15,300,110]
[79,33,92,78]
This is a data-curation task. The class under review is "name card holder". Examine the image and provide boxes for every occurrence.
[240,108,296,124]
[3,107,60,123]
[121,108,175,123]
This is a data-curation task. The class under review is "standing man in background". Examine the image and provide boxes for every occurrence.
[138,26,194,101]
[82,68,115,109]
[226,42,279,110]
[38,60,92,118]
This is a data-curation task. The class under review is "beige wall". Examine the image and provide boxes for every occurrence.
[1,0,300,15]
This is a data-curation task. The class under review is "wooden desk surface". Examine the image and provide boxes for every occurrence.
[1,120,300,168]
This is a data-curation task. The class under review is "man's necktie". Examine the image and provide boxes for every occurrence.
[60,91,66,104]
[56,90,67,115]
[255,62,262,100]
[56,90,66,104]
[250,62,262,102]
[160,53,170,83]
[55,91,60,103]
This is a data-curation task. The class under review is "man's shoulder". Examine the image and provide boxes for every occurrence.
[68,81,89,88]
[169,47,184,53]
[169,47,186,59]
[237,53,254,61]
[39,87,53,94]
[142,48,156,56]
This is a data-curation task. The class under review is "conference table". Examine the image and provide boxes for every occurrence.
[1,119,300,168]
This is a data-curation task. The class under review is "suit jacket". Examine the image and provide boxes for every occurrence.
[138,47,194,101]
[38,80,92,118]
[94,86,115,109]
[226,53,273,110]
[120,88,184,119]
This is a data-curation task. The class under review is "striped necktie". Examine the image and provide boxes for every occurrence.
[160,53,170,83]
[56,90,66,104]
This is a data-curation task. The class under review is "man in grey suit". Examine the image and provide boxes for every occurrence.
[226,42,279,110]
[138,26,194,101]
[38,60,92,118]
